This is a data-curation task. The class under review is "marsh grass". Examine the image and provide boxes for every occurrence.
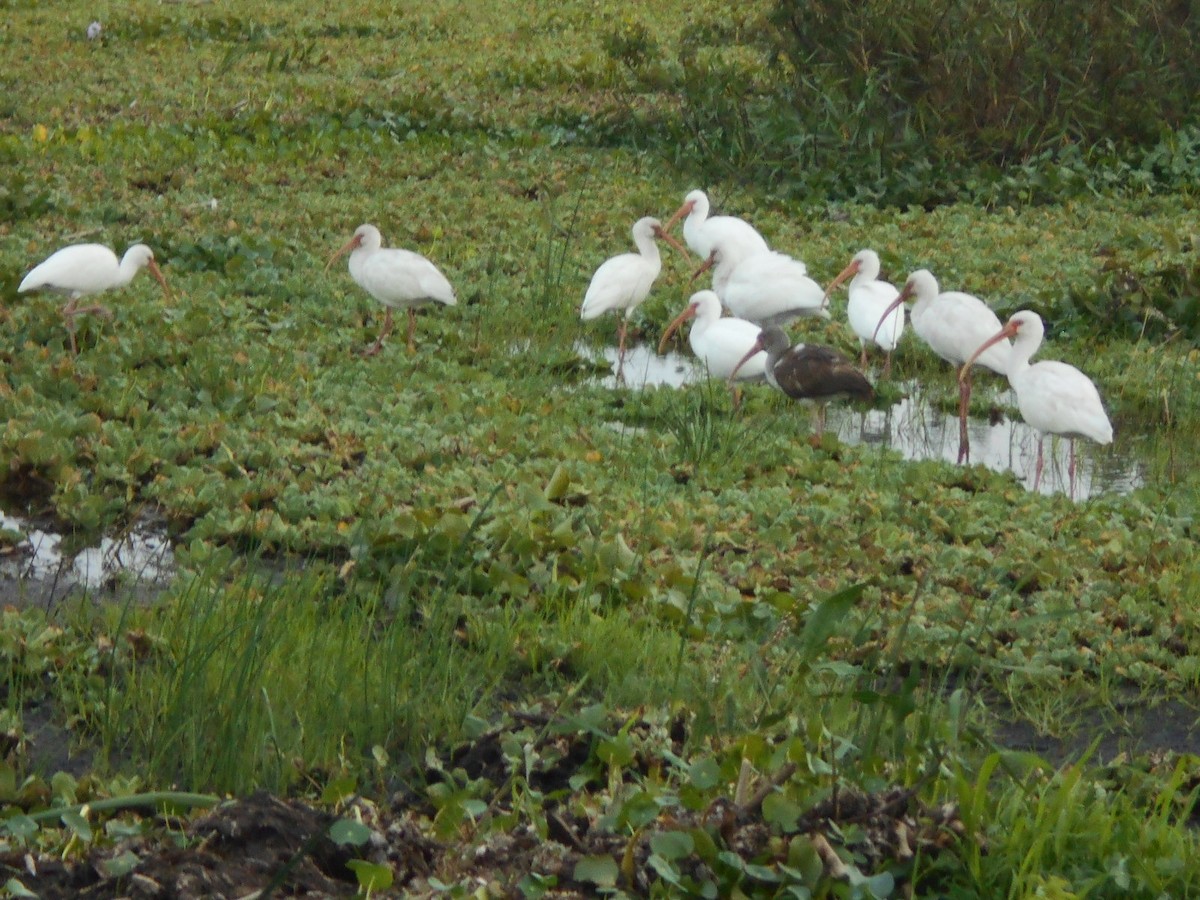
[3,0,1200,891]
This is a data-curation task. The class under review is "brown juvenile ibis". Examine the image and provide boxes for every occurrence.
[730,325,874,436]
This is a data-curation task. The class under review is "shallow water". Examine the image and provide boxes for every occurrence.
[0,512,174,607]
[581,341,695,390]
[584,342,1144,500]
[826,382,1143,499]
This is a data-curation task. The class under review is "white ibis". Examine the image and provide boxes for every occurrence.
[719,249,829,327]
[662,189,769,288]
[18,242,171,354]
[824,249,905,375]
[874,269,1011,463]
[658,290,766,405]
[730,326,874,436]
[326,223,456,356]
[581,216,687,382]
[962,310,1112,495]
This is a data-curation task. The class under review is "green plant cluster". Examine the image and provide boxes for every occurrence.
[1,0,1199,894]
[602,2,1200,210]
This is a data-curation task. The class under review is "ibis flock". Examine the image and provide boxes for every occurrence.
[15,188,1113,496]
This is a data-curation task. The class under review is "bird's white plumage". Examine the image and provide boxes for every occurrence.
[842,250,905,353]
[581,217,663,322]
[898,269,1011,372]
[672,189,769,264]
[720,250,828,326]
[664,189,770,298]
[999,311,1113,444]
[666,290,766,381]
[345,224,456,312]
[19,243,159,299]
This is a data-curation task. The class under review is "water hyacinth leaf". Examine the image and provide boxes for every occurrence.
[762,791,803,832]
[518,872,558,898]
[321,775,357,805]
[101,850,140,878]
[787,837,825,885]
[647,853,682,884]
[61,810,93,842]
[3,814,38,843]
[649,829,694,860]
[346,859,394,891]
[688,756,720,790]
[797,584,866,659]
[329,818,372,847]
[574,854,619,887]
[543,464,571,501]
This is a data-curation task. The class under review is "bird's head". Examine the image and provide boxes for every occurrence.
[126,244,172,298]
[657,291,714,354]
[662,190,705,235]
[823,253,865,305]
[325,224,379,272]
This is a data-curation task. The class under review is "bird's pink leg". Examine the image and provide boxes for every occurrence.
[615,318,628,383]
[1034,436,1044,491]
[814,405,827,437]
[1068,437,1077,499]
[957,369,971,464]
[407,309,417,354]
[883,352,892,379]
[859,346,868,369]
[362,308,394,357]
[64,302,113,320]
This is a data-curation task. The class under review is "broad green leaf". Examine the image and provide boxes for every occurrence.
[3,815,38,843]
[798,584,865,659]
[101,850,140,878]
[574,854,619,887]
[61,810,93,842]
[346,859,394,891]
[649,829,694,861]
[329,818,372,847]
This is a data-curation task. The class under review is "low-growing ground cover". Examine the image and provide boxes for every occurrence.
[1,1,1199,896]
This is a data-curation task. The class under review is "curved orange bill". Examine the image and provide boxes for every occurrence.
[661,199,694,235]
[822,259,859,307]
[147,259,173,300]
[324,237,358,273]
[871,286,911,345]
[728,334,766,383]
[959,320,1018,383]
[689,251,716,284]
[657,304,697,355]
[652,226,692,261]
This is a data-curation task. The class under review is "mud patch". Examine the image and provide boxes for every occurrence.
[12,792,437,899]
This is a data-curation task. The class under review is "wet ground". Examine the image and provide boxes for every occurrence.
[582,341,1144,500]
[0,511,174,609]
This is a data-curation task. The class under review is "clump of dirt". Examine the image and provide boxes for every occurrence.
[6,711,972,898]
[13,792,435,899]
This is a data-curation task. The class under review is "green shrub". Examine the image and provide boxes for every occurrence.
[767,0,1200,167]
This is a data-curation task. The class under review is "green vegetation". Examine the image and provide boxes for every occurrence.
[1,0,1199,896]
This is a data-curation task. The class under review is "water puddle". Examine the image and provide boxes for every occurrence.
[0,512,175,607]
[576,341,695,390]
[582,343,1144,499]
[827,384,1143,499]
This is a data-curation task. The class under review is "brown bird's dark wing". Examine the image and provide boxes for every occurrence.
[772,344,875,402]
